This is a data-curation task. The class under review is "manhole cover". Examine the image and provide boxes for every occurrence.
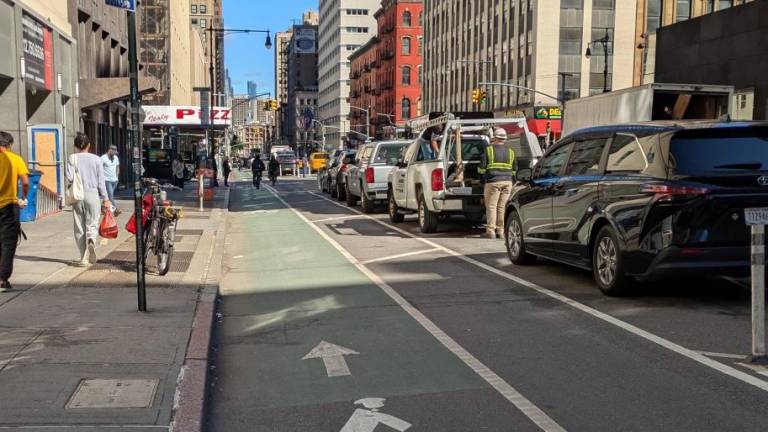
[66,379,158,409]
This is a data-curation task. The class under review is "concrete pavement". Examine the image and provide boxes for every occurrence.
[0,183,227,431]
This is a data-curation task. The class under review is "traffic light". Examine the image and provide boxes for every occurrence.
[270,100,278,111]
[471,89,480,104]
[479,90,487,103]
[263,101,272,111]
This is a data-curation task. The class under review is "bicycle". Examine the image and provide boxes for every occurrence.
[253,170,263,189]
[269,171,278,187]
[142,178,183,275]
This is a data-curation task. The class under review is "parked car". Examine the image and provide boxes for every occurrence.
[276,152,297,175]
[309,152,330,173]
[318,150,343,193]
[388,116,541,233]
[346,140,410,213]
[505,121,768,296]
[329,150,357,200]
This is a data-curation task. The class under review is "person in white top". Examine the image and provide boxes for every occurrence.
[100,145,120,212]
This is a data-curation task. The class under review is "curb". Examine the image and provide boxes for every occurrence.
[170,186,230,432]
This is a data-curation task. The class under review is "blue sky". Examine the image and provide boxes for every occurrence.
[224,0,317,96]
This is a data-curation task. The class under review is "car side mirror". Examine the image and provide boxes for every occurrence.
[397,160,408,168]
[517,168,533,183]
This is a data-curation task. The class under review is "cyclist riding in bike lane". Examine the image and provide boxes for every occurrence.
[268,155,280,186]
[251,155,266,189]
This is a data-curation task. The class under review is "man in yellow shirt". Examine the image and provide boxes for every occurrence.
[0,131,29,292]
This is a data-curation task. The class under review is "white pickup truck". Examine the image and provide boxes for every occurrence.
[345,140,410,213]
[387,116,541,233]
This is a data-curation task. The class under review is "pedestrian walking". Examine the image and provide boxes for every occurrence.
[478,127,516,239]
[100,145,120,213]
[67,133,110,267]
[302,156,309,178]
[223,157,232,187]
[172,155,185,189]
[0,132,29,292]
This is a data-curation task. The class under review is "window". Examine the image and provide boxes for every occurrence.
[607,134,647,172]
[402,37,411,55]
[418,37,423,55]
[200,18,207,28]
[565,139,607,176]
[417,65,423,84]
[402,66,411,85]
[191,4,197,14]
[419,12,423,27]
[200,4,207,14]
[676,0,692,22]
[403,10,412,26]
[647,0,662,33]
[536,143,573,179]
[401,98,411,120]
[669,128,768,175]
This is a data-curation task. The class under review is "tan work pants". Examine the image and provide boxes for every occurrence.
[484,181,514,235]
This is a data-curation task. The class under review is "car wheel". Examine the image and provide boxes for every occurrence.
[506,212,534,265]
[593,226,632,296]
[345,184,357,206]
[330,179,337,198]
[336,181,347,201]
[360,185,374,214]
[388,191,404,223]
[418,195,438,234]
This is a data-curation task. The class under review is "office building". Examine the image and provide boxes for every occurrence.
[318,0,380,148]
[189,0,225,103]
[349,0,423,143]
[423,0,637,138]
[286,23,319,154]
[248,81,259,97]
[635,0,755,85]
[275,30,292,143]
[655,0,765,120]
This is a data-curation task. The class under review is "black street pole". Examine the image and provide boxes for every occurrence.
[602,30,610,93]
[127,10,146,312]
[208,28,215,159]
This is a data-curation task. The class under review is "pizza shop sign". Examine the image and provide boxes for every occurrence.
[141,106,232,126]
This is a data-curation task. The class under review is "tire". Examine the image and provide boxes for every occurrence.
[418,195,438,234]
[157,246,173,276]
[388,190,404,223]
[345,184,357,206]
[592,226,632,296]
[505,211,535,265]
[360,185,374,214]
[330,179,338,198]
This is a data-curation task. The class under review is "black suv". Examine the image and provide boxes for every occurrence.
[505,122,768,295]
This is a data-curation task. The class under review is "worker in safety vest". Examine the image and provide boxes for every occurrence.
[478,127,516,239]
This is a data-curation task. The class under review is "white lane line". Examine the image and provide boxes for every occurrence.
[266,186,565,432]
[306,190,768,393]
[312,214,368,223]
[361,248,442,265]
[697,351,748,360]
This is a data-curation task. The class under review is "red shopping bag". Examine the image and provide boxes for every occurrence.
[126,194,154,235]
[99,209,119,239]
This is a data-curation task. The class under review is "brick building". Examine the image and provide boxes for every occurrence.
[348,0,422,142]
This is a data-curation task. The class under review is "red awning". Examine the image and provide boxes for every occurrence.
[527,119,561,136]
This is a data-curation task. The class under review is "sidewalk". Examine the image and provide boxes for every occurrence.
[0,183,228,431]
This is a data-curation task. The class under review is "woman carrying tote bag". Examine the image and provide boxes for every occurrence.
[66,133,110,267]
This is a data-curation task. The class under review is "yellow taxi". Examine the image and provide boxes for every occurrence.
[309,152,330,173]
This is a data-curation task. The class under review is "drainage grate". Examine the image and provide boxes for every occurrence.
[89,251,195,273]
[66,379,158,409]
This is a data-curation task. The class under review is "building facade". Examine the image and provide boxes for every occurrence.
[189,0,225,104]
[349,0,423,143]
[286,23,319,155]
[655,0,765,120]
[423,0,636,137]
[318,0,380,148]
[634,0,755,85]
[275,30,293,144]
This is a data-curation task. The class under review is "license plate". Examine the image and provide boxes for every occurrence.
[451,187,473,195]
[745,207,768,225]
[376,193,388,199]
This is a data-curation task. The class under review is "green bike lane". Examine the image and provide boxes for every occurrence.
[206,181,546,431]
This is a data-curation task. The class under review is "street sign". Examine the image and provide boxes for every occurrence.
[105,0,136,12]
[745,207,768,225]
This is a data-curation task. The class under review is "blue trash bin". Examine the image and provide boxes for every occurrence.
[19,171,42,222]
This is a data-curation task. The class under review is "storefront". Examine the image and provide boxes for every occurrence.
[141,105,232,179]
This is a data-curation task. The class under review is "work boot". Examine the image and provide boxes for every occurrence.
[482,232,497,240]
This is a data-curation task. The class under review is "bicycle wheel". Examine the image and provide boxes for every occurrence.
[141,217,156,267]
[157,220,175,276]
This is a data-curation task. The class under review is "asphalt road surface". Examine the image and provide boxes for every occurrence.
[207,174,768,432]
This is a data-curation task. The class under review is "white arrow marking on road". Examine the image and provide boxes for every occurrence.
[302,341,359,377]
[340,398,411,432]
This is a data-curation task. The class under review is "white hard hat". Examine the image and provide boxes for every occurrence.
[493,127,508,140]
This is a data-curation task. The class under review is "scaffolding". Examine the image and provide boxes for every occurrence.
[140,0,170,105]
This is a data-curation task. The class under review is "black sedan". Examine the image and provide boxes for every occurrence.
[505,121,768,296]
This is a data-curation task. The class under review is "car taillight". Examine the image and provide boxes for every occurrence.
[340,165,348,173]
[642,184,709,202]
[431,168,444,192]
[365,167,375,184]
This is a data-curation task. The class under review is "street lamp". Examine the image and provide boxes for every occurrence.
[585,29,611,93]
